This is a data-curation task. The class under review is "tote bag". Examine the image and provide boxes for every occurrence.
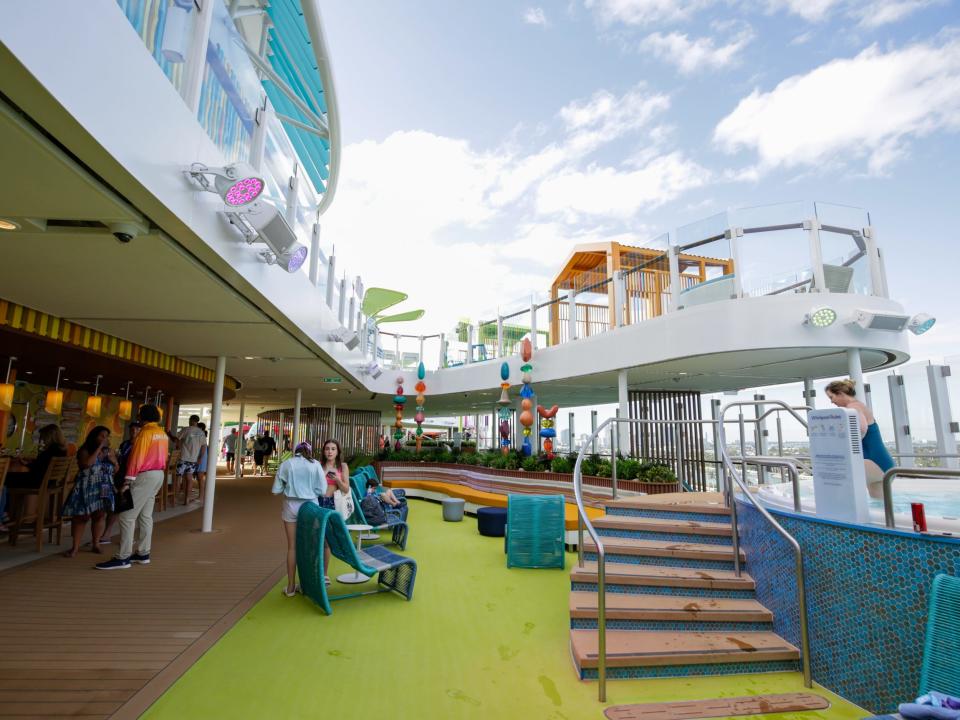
[333,488,354,521]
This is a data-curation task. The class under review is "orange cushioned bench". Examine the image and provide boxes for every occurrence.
[384,479,604,530]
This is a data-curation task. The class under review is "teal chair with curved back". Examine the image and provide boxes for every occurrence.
[348,467,409,549]
[505,494,565,569]
[920,573,960,697]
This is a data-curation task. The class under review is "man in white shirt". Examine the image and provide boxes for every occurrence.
[223,428,239,474]
[177,414,206,505]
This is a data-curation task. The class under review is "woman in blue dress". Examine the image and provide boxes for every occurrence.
[826,379,895,498]
[62,426,118,557]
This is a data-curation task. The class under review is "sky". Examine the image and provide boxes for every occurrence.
[315,0,960,439]
[319,0,958,360]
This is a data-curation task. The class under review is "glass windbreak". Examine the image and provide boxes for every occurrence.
[475,321,497,361]
[675,211,729,248]
[197,0,262,164]
[116,0,197,94]
[674,238,734,308]
[899,365,938,464]
[261,113,296,206]
[735,225,812,298]
[818,228,872,295]
[946,357,960,452]
[533,298,555,348]
[499,307,533,357]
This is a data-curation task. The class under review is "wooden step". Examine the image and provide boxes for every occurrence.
[569,592,772,623]
[583,538,745,563]
[593,516,732,537]
[570,629,800,669]
[606,498,730,516]
[571,562,756,591]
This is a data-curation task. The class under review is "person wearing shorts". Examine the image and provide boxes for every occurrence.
[177,415,206,504]
[271,442,326,596]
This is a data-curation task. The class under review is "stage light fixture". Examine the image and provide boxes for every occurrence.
[848,310,910,332]
[187,162,265,208]
[361,361,382,379]
[907,314,936,336]
[803,307,837,328]
[329,326,360,350]
[225,201,308,274]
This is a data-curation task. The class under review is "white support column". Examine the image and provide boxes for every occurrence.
[727,227,745,298]
[202,355,226,532]
[567,293,577,342]
[293,388,302,446]
[927,365,959,469]
[439,333,447,368]
[529,298,538,350]
[806,218,826,294]
[613,271,625,326]
[234,400,245,479]
[754,393,769,484]
[862,226,886,298]
[590,410,598,454]
[309,223,321,287]
[496,316,504,358]
[669,246,682,311]
[847,348,865,396]
[803,378,816,409]
[617,369,630,455]
[568,412,575,453]
[888,373,914,467]
[181,0,215,113]
[326,254,336,308]
[863,380,874,411]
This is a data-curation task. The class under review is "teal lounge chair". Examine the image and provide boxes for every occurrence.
[348,469,410,548]
[505,494,565,569]
[920,573,960,697]
[295,503,417,615]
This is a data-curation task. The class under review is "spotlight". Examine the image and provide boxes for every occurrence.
[848,310,910,332]
[361,361,382,379]
[187,162,265,208]
[224,201,308,273]
[803,307,837,328]
[329,326,360,350]
[908,313,936,336]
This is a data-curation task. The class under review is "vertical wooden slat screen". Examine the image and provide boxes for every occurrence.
[257,407,381,455]
[627,389,707,491]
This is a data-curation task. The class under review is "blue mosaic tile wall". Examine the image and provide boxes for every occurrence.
[736,498,960,713]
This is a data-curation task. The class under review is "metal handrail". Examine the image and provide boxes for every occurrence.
[718,400,811,688]
[731,456,803,512]
[882,467,960,528]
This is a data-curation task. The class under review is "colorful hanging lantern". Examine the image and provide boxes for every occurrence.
[518,338,535,456]
[497,361,511,454]
[414,362,427,452]
[118,381,133,421]
[45,366,66,416]
[84,374,103,418]
[393,375,406,450]
[0,356,15,412]
[538,404,559,460]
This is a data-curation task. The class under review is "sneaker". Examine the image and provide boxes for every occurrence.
[96,557,131,570]
[130,553,151,565]
[99,538,112,545]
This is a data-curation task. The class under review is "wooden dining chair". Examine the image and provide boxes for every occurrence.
[8,456,75,552]
[160,450,180,510]
[0,457,10,520]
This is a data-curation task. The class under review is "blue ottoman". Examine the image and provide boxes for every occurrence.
[477,506,508,537]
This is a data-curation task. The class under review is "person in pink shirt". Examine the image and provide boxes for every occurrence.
[96,405,169,570]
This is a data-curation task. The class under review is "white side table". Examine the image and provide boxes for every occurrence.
[337,524,374,584]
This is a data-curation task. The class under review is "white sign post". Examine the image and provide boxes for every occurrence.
[809,408,870,524]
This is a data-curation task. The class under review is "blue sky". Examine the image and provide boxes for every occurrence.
[319,0,960,364]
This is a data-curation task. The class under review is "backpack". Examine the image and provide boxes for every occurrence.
[360,494,388,526]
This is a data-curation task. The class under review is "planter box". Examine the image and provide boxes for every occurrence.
[372,461,680,496]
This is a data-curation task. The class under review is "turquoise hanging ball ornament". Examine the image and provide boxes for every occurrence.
[500,362,510,381]
[417,361,425,380]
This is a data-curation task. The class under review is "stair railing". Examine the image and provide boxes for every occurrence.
[717,400,812,688]
[574,415,732,702]
[882,467,960,528]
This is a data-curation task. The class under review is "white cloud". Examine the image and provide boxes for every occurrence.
[765,0,843,21]
[853,0,943,27]
[559,85,671,154]
[584,0,711,25]
[714,38,960,175]
[639,29,754,74]
[523,7,548,25]
[535,152,712,220]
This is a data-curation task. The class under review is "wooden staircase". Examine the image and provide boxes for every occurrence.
[569,498,800,680]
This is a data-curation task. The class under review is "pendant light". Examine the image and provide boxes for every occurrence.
[84,374,103,418]
[45,366,66,415]
[0,356,15,412]
[118,381,133,421]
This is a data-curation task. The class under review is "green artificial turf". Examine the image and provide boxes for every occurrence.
[144,500,867,720]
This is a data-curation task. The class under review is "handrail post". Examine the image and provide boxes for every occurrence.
[730,489,741,577]
[674,422,685,491]
[883,467,960,528]
[610,422,618,500]
[597,547,607,702]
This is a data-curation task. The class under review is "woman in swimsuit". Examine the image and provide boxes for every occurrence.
[826,379,895,498]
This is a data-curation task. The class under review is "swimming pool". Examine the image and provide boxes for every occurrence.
[757,476,960,532]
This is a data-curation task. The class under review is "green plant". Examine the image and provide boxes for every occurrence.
[459,451,478,465]
[644,463,677,483]
[580,457,598,477]
[594,459,612,477]
[550,456,572,474]
[617,458,641,480]
[504,453,520,471]
[521,456,541,472]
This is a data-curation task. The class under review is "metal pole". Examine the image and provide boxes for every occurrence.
[928,364,959,469]
[530,298,538,350]
[202,355,226,532]
[591,410,598,454]
[568,412,575,453]
[567,292,577,342]
[309,223,321,287]
[235,401,245,478]
[326,253,336,308]
[610,420,618,500]
[293,388,302,446]
[496,315,504,358]
[338,276,347,325]
[806,218,826,293]
[711,398,723,494]
[617,369,630,456]
[675,422,685,490]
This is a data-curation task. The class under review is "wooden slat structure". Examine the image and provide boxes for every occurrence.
[0,473,284,719]
[628,390,708,491]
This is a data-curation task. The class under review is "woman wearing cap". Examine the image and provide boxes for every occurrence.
[271,442,326,596]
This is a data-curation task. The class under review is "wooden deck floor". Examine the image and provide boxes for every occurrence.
[0,472,284,719]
